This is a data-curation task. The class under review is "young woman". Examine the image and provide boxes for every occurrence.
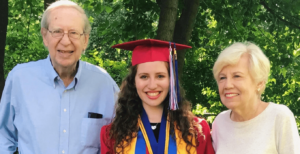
[100,39,215,154]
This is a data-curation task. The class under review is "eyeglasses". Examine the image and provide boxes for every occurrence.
[47,29,84,39]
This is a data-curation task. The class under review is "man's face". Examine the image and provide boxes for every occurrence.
[42,7,89,70]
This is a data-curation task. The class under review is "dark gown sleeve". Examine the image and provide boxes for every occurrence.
[100,124,115,154]
[195,118,215,154]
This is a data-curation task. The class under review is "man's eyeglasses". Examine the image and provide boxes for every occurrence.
[47,29,84,39]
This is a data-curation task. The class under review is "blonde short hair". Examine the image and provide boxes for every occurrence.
[41,0,91,34]
[213,42,270,95]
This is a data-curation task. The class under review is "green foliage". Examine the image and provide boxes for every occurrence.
[6,0,48,77]
[81,49,128,85]
[193,104,216,124]
[188,0,300,133]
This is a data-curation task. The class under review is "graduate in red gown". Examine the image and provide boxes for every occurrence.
[100,39,215,154]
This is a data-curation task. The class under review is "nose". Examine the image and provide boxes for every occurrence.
[224,78,234,89]
[59,32,72,46]
[148,77,157,90]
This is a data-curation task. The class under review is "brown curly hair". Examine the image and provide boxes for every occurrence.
[107,64,200,154]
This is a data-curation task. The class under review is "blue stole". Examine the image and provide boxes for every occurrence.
[135,109,177,154]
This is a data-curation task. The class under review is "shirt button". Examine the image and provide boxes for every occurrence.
[62,150,65,153]
[64,109,66,112]
[63,130,66,133]
[64,90,67,93]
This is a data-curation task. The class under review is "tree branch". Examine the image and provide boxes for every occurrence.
[269,2,300,22]
[155,0,179,41]
[173,0,200,82]
[260,0,300,30]
[156,0,162,7]
[0,0,8,98]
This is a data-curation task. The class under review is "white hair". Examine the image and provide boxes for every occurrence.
[41,0,91,34]
[213,42,270,95]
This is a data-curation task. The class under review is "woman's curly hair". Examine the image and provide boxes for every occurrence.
[107,64,201,154]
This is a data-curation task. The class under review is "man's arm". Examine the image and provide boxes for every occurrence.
[104,78,120,122]
[0,72,18,154]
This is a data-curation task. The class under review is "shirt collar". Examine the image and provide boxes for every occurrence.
[74,60,83,88]
[44,55,83,89]
[73,60,82,90]
[44,55,59,88]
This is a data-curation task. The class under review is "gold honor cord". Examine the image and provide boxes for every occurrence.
[138,118,154,154]
[165,116,170,153]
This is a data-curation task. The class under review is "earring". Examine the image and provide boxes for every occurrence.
[257,88,260,92]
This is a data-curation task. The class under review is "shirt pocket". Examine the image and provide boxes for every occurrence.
[81,118,105,148]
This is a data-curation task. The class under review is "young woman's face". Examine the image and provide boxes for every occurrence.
[135,61,169,110]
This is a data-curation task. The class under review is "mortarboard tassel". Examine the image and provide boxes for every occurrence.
[169,42,178,110]
[173,43,181,104]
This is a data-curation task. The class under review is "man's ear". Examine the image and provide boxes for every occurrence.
[41,28,49,47]
[84,34,89,49]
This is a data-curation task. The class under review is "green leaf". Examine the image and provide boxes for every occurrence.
[95,3,102,13]
[105,6,113,14]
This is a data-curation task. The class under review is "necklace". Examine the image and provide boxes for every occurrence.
[151,123,159,130]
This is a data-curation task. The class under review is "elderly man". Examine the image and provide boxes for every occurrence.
[0,1,119,154]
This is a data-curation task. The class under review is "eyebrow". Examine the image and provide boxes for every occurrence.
[48,27,61,30]
[219,71,244,76]
[137,72,168,75]
[156,72,168,74]
[233,71,244,74]
[49,27,82,32]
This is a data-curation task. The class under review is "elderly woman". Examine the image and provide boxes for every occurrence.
[212,42,300,154]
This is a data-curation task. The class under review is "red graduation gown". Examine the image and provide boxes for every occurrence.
[100,118,215,154]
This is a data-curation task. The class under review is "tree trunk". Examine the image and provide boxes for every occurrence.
[44,0,56,10]
[155,0,200,83]
[155,0,179,41]
[0,0,8,100]
[173,0,200,82]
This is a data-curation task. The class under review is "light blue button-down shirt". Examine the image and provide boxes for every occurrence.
[0,56,119,154]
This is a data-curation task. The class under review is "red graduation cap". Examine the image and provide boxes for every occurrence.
[111,39,191,66]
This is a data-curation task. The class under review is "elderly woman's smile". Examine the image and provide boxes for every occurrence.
[224,93,239,98]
